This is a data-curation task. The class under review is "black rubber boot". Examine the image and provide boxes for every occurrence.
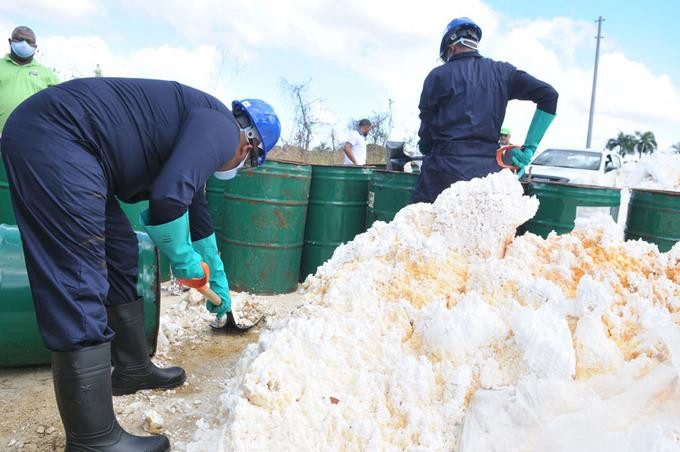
[107,298,186,396]
[52,342,170,452]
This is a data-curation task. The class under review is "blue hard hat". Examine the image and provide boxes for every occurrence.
[439,17,482,62]
[232,98,281,166]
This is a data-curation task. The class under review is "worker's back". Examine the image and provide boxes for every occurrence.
[419,51,516,147]
[6,77,234,202]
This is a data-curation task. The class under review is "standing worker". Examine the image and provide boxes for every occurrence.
[499,127,512,146]
[412,17,558,203]
[1,77,280,451]
[343,118,371,165]
[0,25,59,132]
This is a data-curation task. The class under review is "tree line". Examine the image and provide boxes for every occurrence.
[281,78,394,151]
[606,131,680,157]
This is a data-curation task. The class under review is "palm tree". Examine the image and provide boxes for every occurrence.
[606,132,637,157]
[634,131,657,158]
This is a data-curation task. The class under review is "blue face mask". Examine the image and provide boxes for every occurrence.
[10,40,36,59]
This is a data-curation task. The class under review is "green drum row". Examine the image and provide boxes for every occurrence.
[211,164,420,293]
[0,226,161,367]
[521,181,680,252]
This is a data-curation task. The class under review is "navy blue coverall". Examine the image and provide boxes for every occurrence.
[411,51,558,203]
[0,78,240,351]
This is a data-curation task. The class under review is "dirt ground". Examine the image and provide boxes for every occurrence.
[0,287,305,451]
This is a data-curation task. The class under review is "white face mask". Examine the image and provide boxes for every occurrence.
[213,160,244,180]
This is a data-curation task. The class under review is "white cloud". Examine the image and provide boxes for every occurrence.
[35,35,242,104]
[0,0,99,22]
[6,1,680,151]
[496,17,680,151]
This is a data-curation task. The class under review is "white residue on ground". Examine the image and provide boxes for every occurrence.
[184,170,680,451]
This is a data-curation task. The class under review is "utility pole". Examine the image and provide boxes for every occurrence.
[586,16,605,149]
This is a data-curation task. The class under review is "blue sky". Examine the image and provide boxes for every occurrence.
[1,0,679,151]
[484,0,680,81]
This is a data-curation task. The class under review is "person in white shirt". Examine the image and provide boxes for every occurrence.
[343,118,371,165]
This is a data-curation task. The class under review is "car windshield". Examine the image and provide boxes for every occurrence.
[531,149,602,171]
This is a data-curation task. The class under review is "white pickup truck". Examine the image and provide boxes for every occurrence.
[524,148,622,184]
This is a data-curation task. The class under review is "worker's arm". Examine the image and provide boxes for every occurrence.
[509,70,558,115]
[143,107,238,278]
[417,68,450,153]
[509,70,559,175]
[343,142,358,165]
[148,107,239,225]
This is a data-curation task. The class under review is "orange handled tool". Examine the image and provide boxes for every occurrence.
[177,262,222,307]
[496,144,522,171]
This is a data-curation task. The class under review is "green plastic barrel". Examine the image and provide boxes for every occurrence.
[119,199,171,281]
[0,159,16,224]
[366,170,419,228]
[299,165,372,281]
[0,226,160,367]
[523,181,621,238]
[219,161,311,294]
[206,176,228,237]
[625,188,680,252]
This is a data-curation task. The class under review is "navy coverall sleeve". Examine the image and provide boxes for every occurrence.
[418,70,450,149]
[188,189,213,242]
[509,70,559,114]
[149,107,239,238]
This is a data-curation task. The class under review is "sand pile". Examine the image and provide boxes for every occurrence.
[186,170,679,451]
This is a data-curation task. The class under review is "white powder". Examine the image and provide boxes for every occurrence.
[185,170,680,451]
[602,152,680,192]
[143,409,164,434]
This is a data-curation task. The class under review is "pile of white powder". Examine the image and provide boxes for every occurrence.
[185,170,679,451]
[602,152,680,192]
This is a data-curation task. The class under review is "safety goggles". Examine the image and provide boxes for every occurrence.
[235,113,264,168]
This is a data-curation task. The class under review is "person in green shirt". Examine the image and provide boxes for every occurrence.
[0,26,59,132]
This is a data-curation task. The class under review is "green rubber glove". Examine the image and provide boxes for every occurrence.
[140,210,204,279]
[513,108,556,178]
[192,233,232,316]
[520,108,556,156]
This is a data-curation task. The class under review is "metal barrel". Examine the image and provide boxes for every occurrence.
[119,199,171,281]
[366,170,419,228]
[0,159,16,224]
[625,188,680,252]
[0,226,161,367]
[206,176,228,237]
[523,181,621,238]
[299,165,372,281]
[219,161,311,294]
